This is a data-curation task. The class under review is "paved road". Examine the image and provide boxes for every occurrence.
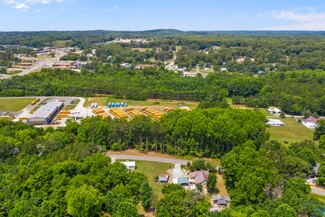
[107,154,189,165]
[311,187,325,196]
[0,49,66,80]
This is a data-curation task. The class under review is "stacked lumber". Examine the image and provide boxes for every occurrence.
[125,108,144,117]
[163,107,174,112]
[92,108,107,118]
[142,107,164,120]
[56,110,71,120]
[109,108,128,119]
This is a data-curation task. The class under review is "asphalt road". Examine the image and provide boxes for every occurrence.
[107,154,189,165]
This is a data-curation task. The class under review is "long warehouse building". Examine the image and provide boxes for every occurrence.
[28,101,64,125]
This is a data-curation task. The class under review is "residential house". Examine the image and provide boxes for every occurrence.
[191,170,209,186]
[302,117,323,129]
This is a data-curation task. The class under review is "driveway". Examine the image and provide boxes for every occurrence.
[311,187,325,196]
[171,163,187,179]
[107,154,189,165]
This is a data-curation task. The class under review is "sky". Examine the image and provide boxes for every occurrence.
[1,0,325,31]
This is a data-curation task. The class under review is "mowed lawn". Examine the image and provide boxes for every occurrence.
[267,117,313,143]
[85,97,199,109]
[135,161,173,199]
[0,98,35,111]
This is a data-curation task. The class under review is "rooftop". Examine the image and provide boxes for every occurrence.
[191,170,209,184]
[30,101,63,119]
[121,161,136,167]
[267,119,285,125]
[302,117,320,124]
[178,177,189,185]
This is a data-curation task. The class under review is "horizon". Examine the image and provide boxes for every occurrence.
[1,0,325,31]
[1,29,325,33]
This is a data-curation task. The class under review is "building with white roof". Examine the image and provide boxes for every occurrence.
[267,119,285,127]
[121,161,136,171]
[28,101,64,125]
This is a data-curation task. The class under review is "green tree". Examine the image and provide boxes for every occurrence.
[65,185,101,217]
[207,173,217,193]
[274,204,296,217]
[315,120,325,140]
[140,181,153,211]
[115,201,138,217]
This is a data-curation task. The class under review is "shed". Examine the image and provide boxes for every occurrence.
[267,119,285,127]
[159,174,169,183]
[178,177,189,186]
[121,161,136,171]
[217,200,227,206]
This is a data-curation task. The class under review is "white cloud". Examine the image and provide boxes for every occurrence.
[15,2,29,11]
[266,9,325,30]
[2,0,64,11]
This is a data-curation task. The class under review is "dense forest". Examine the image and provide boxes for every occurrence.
[215,140,325,217]
[0,67,324,116]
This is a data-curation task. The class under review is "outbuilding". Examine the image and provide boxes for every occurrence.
[267,119,285,127]
[178,177,189,186]
[121,161,136,171]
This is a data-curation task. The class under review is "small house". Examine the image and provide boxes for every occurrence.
[212,194,231,206]
[302,117,323,130]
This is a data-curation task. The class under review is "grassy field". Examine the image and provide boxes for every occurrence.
[85,97,199,109]
[267,117,313,143]
[135,161,173,199]
[227,98,312,143]
[311,193,325,203]
[0,98,36,111]
[64,98,80,110]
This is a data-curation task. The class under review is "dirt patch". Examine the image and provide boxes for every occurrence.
[217,173,229,196]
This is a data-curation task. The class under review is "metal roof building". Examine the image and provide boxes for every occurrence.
[28,101,64,125]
